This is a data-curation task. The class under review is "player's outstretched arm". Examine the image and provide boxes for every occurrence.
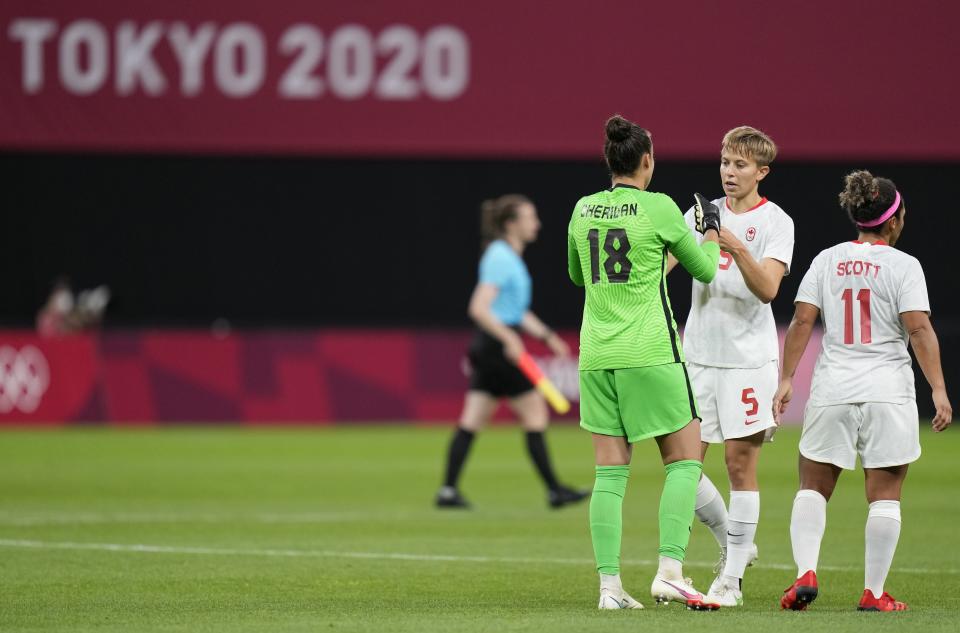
[651,194,719,282]
[667,229,719,283]
[467,283,525,363]
[902,310,953,432]
[719,229,787,303]
[773,301,819,424]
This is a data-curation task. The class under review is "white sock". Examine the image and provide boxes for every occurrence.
[723,490,759,583]
[865,500,901,598]
[790,489,827,577]
[695,474,729,551]
[600,573,623,593]
[657,555,683,580]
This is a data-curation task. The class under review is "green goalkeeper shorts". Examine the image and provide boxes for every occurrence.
[579,363,700,443]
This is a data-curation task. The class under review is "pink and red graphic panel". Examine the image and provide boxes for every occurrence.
[0,328,818,425]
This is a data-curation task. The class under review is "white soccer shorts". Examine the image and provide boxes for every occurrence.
[688,361,778,444]
[799,400,921,470]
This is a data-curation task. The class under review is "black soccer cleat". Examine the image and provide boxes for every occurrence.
[435,486,471,509]
[548,484,591,509]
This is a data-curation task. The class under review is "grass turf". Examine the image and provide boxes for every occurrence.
[0,424,957,632]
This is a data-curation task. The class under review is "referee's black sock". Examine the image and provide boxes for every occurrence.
[525,431,560,491]
[443,428,475,488]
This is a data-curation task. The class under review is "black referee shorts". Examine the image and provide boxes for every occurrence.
[466,329,535,398]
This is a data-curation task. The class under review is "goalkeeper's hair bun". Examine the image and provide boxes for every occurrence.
[603,114,653,177]
[605,115,633,143]
[839,170,901,229]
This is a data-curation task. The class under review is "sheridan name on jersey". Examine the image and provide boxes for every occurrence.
[682,198,795,368]
[796,240,930,406]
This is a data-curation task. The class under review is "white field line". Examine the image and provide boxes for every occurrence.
[0,510,571,526]
[0,538,955,576]
[0,511,381,526]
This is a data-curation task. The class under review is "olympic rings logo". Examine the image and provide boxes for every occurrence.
[0,345,50,414]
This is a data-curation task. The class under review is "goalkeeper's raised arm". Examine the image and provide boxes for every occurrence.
[664,194,721,277]
[655,194,720,283]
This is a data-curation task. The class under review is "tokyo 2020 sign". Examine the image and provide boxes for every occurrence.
[1,1,958,159]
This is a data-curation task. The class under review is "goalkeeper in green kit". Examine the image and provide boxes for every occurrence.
[568,115,722,610]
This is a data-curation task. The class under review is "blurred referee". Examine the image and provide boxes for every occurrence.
[435,194,590,509]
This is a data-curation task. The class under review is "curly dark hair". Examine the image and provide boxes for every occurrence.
[839,170,902,229]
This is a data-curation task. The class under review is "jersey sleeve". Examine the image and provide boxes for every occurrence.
[794,254,822,308]
[898,258,931,314]
[478,245,511,288]
[649,195,719,283]
[763,211,795,274]
[567,231,584,287]
[683,207,697,233]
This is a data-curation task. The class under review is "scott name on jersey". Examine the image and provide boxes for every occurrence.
[837,260,881,279]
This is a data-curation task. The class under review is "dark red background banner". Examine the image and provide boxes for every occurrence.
[2,1,957,159]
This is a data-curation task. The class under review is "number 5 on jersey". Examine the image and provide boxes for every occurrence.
[587,228,632,283]
[719,250,733,270]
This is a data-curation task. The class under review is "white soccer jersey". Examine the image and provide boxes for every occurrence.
[681,197,795,368]
[796,240,930,406]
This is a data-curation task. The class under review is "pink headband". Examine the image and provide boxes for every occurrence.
[857,191,901,228]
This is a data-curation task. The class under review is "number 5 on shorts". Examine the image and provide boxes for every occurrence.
[742,388,759,418]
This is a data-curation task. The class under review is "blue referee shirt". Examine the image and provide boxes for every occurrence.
[478,240,531,326]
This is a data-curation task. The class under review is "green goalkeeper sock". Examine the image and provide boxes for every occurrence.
[590,465,630,575]
[658,459,703,561]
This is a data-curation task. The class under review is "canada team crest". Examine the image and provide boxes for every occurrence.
[745,227,757,241]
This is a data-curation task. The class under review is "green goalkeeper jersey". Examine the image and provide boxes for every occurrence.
[568,184,720,370]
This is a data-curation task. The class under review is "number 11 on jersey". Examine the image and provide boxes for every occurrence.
[841,288,872,344]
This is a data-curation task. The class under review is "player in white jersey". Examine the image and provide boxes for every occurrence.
[668,126,794,606]
[775,171,952,612]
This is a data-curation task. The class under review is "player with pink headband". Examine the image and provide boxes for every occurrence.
[774,170,952,612]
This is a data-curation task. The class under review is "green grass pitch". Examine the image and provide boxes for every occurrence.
[0,425,957,632]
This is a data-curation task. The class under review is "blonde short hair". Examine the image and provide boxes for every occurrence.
[722,126,777,167]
